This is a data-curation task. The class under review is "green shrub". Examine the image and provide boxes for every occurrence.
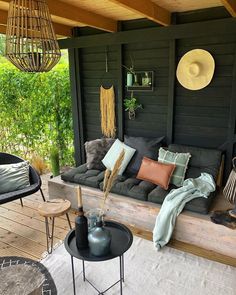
[0,56,74,167]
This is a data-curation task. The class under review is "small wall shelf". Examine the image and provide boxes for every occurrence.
[126,71,154,92]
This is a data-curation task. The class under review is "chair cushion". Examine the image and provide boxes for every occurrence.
[84,138,115,170]
[100,176,156,201]
[102,139,136,175]
[124,135,164,175]
[61,164,104,188]
[168,144,222,181]
[0,161,30,194]
[148,185,216,214]
[158,147,191,187]
[137,157,176,190]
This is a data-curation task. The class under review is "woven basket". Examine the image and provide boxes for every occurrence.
[223,157,236,204]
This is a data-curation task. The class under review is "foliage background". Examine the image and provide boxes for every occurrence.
[0,34,74,167]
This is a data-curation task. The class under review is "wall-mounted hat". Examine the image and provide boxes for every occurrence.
[176,49,215,90]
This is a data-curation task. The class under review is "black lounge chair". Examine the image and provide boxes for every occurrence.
[0,152,45,205]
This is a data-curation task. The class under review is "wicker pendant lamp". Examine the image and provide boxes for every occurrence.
[5,0,61,72]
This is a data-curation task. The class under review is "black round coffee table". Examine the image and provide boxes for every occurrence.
[64,220,133,295]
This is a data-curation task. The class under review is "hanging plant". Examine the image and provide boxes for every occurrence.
[124,92,143,120]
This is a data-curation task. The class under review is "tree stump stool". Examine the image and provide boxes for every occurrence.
[38,199,72,254]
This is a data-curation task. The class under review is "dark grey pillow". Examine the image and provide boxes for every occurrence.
[84,138,115,170]
[124,135,165,175]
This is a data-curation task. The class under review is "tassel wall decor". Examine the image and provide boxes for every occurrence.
[100,86,116,138]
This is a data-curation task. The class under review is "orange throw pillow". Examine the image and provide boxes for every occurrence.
[137,157,176,190]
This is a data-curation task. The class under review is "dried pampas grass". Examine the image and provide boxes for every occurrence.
[31,154,48,175]
[100,149,125,212]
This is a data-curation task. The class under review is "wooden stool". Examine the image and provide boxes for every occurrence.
[38,199,72,254]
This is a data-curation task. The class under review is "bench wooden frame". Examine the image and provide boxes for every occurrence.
[48,176,236,259]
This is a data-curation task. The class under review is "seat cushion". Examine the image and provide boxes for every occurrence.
[100,176,156,201]
[168,144,222,181]
[102,139,136,175]
[61,164,104,188]
[137,157,176,190]
[148,185,216,214]
[84,138,115,170]
[0,161,30,194]
[158,147,191,187]
[124,135,164,175]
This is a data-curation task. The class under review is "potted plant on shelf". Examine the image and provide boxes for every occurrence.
[124,92,143,120]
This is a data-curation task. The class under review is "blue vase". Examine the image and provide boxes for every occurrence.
[88,221,111,257]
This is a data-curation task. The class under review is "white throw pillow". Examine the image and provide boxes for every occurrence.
[102,139,136,175]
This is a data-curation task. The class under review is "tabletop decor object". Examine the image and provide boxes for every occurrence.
[5,0,61,72]
[176,49,215,90]
[64,220,133,295]
[75,187,88,249]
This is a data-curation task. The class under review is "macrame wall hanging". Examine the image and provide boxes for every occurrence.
[100,47,116,138]
[100,85,116,138]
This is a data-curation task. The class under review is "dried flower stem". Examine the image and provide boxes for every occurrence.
[100,149,125,213]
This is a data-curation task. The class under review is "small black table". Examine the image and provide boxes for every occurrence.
[64,220,133,295]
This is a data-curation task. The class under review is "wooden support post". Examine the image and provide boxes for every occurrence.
[225,48,236,180]
[68,29,86,166]
[116,22,124,141]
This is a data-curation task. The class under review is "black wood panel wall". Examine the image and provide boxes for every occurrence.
[63,8,236,180]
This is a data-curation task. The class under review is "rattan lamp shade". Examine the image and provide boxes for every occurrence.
[5,0,61,72]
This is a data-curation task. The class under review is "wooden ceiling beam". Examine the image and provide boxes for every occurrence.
[108,0,171,26]
[221,0,236,16]
[0,0,117,32]
[47,0,117,32]
[0,9,72,37]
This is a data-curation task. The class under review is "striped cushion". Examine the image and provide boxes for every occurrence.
[158,148,191,187]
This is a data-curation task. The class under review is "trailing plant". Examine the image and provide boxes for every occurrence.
[124,92,143,120]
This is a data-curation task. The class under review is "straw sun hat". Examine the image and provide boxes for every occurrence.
[176,49,215,90]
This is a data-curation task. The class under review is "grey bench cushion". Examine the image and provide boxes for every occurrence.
[148,185,216,214]
[100,176,156,201]
[61,164,104,188]
[168,144,222,181]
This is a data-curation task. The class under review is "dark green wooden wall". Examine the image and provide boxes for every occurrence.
[60,7,236,180]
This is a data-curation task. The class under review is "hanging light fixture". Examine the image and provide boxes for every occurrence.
[5,0,61,72]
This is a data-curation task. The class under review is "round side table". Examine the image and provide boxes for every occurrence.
[64,220,133,295]
[38,199,72,254]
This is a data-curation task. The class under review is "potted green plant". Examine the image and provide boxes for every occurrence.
[124,92,143,120]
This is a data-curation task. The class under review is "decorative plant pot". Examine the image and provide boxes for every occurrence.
[88,221,111,257]
[128,110,136,120]
[127,72,133,86]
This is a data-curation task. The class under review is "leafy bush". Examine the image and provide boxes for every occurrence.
[0,55,74,166]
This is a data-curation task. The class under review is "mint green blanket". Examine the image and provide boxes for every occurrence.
[153,173,216,250]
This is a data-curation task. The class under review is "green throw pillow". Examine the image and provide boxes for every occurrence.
[158,147,191,187]
[0,161,30,194]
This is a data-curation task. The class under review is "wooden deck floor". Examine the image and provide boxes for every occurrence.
[0,174,235,267]
[0,174,76,260]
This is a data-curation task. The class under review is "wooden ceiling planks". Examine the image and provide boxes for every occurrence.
[0,0,226,37]
[108,0,171,26]
[151,0,223,12]
[59,0,141,20]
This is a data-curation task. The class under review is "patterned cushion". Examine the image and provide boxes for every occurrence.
[158,147,191,187]
[84,138,115,170]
